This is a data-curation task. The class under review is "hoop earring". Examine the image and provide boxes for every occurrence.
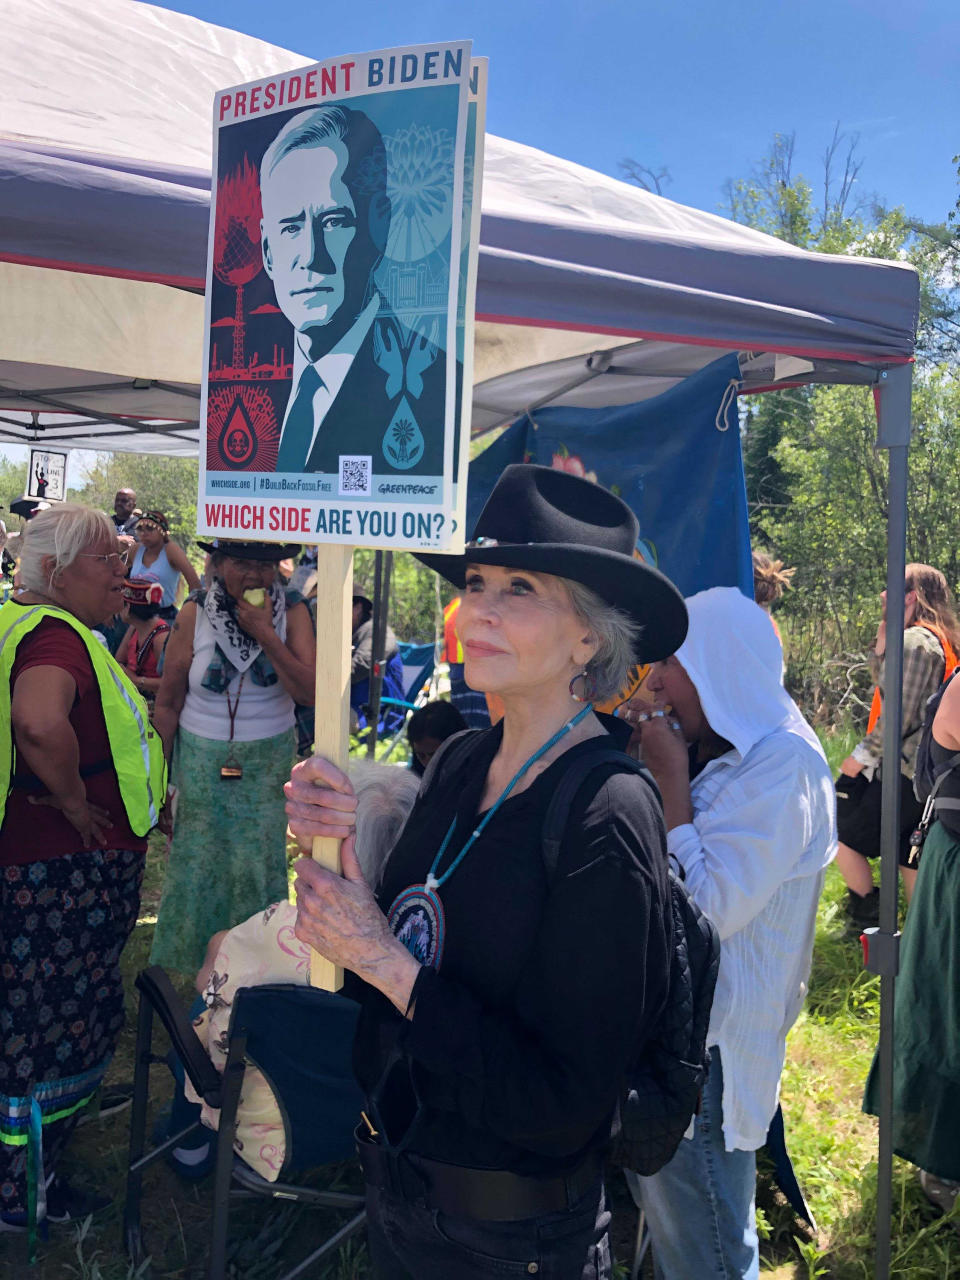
[569,668,595,703]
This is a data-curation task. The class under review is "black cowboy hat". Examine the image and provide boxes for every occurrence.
[420,464,687,662]
[196,538,301,561]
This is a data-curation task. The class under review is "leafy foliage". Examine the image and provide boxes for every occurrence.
[724,130,960,718]
[352,548,444,645]
[0,456,28,510]
[74,453,201,554]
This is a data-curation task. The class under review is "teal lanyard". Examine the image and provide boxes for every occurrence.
[423,704,592,894]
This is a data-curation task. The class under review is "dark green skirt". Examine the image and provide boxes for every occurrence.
[863,820,960,1180]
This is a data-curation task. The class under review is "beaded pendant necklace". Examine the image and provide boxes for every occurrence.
[387,704,592,969]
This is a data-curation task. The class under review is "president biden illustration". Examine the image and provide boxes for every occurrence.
[260,104,455,476]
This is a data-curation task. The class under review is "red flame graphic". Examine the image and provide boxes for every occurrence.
[207,384,280,472]
[214,157,263,288]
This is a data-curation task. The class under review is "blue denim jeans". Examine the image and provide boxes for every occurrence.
[366,1180,611,1279]
[634,1051,759,1280]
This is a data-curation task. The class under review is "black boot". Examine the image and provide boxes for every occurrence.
[845,885,880,932]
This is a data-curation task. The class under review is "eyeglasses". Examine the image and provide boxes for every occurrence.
[79,550,131,568]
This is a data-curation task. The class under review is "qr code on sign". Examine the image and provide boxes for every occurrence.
[339,455,372,496]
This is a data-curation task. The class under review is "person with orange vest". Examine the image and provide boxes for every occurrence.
[443,595,491,729]
[836,563,959,926]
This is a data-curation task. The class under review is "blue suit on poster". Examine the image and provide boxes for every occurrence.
[260,103,457,477]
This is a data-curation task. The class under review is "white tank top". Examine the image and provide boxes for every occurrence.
[179,603,294,741]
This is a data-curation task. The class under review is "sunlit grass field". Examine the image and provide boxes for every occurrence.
[2,728,957,1277]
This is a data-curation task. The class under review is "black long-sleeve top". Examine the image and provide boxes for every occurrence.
[348,719,672,1176]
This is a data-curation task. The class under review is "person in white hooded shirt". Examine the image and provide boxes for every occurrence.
[624,587,836,1280]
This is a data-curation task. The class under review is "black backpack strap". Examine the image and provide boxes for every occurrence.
[929,750,960,821]
[916,668,960,802]
[541,747,661,884]
[932,750,960,781]
[416,728,483,799]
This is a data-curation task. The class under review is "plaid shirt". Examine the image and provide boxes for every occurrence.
[852,626,946,776]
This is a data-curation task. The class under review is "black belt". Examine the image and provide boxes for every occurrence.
[356,1127,602,1221]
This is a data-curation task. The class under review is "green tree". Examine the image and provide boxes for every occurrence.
[761,369,960,716]
[725,130,960,718]
[352,549,441,645]
[722,132,817,247]
[0,457,27,510]
[73,453,200,555]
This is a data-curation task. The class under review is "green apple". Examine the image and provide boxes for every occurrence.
[243,588,266,607]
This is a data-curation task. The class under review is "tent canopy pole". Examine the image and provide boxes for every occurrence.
[869,362,913,1280]
[366,550,393,758]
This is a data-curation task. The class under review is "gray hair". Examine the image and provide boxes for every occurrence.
[563,578,641,702]
[349,760,419,885]
[19,503,116,593]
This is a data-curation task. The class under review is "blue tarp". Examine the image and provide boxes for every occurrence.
[467,355,751,599]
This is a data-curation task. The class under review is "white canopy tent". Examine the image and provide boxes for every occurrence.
[0,3,919,1274]
[0,0,917,452]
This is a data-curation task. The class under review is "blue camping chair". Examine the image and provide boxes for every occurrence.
[298,641,435,753]
[124,968,366,1280]
[380,641,435,718]
[352,647,408,736]
[374,641,437,760]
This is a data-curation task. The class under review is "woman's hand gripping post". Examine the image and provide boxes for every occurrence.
[285,756,421,1016]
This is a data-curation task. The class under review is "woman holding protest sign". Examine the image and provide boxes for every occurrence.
[285,465,686,1278]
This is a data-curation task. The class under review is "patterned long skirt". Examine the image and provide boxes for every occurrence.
[0,846,144,1223]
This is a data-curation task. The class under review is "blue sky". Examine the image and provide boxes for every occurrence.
[160,0,960,226]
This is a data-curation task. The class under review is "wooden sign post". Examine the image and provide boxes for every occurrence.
[308,544,354,991]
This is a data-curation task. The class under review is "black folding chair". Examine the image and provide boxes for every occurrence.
[124,967,367,1280]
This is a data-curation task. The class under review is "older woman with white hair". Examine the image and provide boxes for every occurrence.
[284,465,687,1279]
[0,504,167,1231]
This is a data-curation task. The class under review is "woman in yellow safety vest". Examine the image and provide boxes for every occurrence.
[0,504,166,1234]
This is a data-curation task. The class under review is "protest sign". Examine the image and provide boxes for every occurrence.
[198,41,477,554]
[196,42,482,989]
[451,58,487,511]
[26,448,67,502]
